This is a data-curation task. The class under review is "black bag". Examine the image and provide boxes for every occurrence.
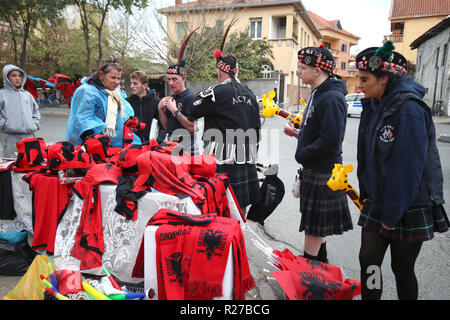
[0,232,36,276]
[247,174,285,226]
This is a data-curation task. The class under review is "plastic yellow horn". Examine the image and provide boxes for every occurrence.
[327,163,364,211]
[82,281,111,300]
[261,90,304,128]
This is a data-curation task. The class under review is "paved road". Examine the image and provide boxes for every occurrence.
[1,110,449,300]
[257,115,450,300]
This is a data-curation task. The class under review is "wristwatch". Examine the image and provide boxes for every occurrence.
[172,108,181,118]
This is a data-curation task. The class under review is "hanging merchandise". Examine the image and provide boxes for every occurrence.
[132,209,255,300]
[23,171,74,255]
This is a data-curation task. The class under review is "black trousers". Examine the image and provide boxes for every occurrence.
[359,229,423,300]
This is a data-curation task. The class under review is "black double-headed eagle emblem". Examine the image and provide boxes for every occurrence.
[197,228,228,260]
[165,251,183,287]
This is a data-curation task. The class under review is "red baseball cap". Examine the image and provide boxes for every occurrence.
[84,163,122,185]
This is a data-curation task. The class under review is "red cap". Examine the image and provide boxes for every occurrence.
[84,163,122,185]
[133,152,153,187]
[190,154,217,177]
[12,138,47,172]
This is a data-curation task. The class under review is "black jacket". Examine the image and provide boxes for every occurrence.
[357,76,444,228]
[126,89,160,143]
[191,78,261,163]
[295,77,348,171]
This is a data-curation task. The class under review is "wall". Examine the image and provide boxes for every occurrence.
[391,16,447,64]
[415,26,450,116]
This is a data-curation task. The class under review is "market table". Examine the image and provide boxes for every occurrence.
[0,171,243,284]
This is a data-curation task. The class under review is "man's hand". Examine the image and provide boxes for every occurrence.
[381,223,395,231]
[158,97,172,112]
[166,98,177,113]
[283,121,299,138]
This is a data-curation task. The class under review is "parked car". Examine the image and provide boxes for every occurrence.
[346,93,365,117]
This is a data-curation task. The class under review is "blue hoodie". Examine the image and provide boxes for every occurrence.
[357,76,443,228]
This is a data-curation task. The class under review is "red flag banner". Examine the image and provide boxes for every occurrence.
[271,249,361,300]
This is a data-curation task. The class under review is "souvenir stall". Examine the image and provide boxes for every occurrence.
[0,134,253,301]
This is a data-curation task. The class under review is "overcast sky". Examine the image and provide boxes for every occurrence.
[124,0,393,56]
[301,0,392,55]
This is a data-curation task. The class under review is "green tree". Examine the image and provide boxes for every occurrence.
[0,0,66,68]
[68,0,149,73]
[171,29,274,82]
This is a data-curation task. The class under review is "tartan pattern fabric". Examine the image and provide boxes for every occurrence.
[298,47,336,73]
[216,163,260,208]
[355,60,407,76]
[299,169,353,237]
[358,200,449,242]
[166,65,186,76]
[216,60,238,74]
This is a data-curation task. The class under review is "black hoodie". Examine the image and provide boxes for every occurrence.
[126,89,160,143]
[295,77,348,171]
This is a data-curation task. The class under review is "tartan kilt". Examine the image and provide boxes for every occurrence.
[358,200,449,242]
[216,163,260,208]
[299,169,353,237]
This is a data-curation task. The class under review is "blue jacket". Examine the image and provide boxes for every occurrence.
[357,76,444,228]
[66,78,140,148]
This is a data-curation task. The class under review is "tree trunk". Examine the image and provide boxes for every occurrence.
[5,15,18,65]
[19,18,31,68]
[95,2,109,68]
[77,0,92,73]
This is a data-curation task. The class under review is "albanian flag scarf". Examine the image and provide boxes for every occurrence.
[271,249,361,300]
[182,216,236,298]
[132,209,255,300]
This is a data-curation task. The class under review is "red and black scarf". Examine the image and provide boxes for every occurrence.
[70,180,105,270]
[132,209,255,299]
[271,249,361,300]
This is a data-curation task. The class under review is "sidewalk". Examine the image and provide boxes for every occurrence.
[39,105,70,118]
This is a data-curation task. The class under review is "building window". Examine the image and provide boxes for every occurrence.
[176,22,187,42]
[261,64,273,79]
[341,62,346,70]
[323,41,331,49]
[341,43,347,52]
[250,18,262,40]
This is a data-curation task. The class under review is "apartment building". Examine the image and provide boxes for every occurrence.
[158,0,322,104]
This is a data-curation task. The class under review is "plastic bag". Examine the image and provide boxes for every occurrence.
[2,255,49,300]
[292,168,302,198]
[52,256,83,295]
[0,231,36,276]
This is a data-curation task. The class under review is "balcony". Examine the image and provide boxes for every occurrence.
[329,48,340,57]
[386,33,403,43]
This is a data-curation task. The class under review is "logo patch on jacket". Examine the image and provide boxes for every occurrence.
[379,125,395,143]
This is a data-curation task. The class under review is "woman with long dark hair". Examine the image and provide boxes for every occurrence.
[66,60,140,148]
[355,41,449,300]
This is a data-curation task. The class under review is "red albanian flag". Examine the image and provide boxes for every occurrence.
[271,249,360,300]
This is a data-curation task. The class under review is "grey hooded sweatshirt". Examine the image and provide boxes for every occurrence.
[0,64,41,134]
